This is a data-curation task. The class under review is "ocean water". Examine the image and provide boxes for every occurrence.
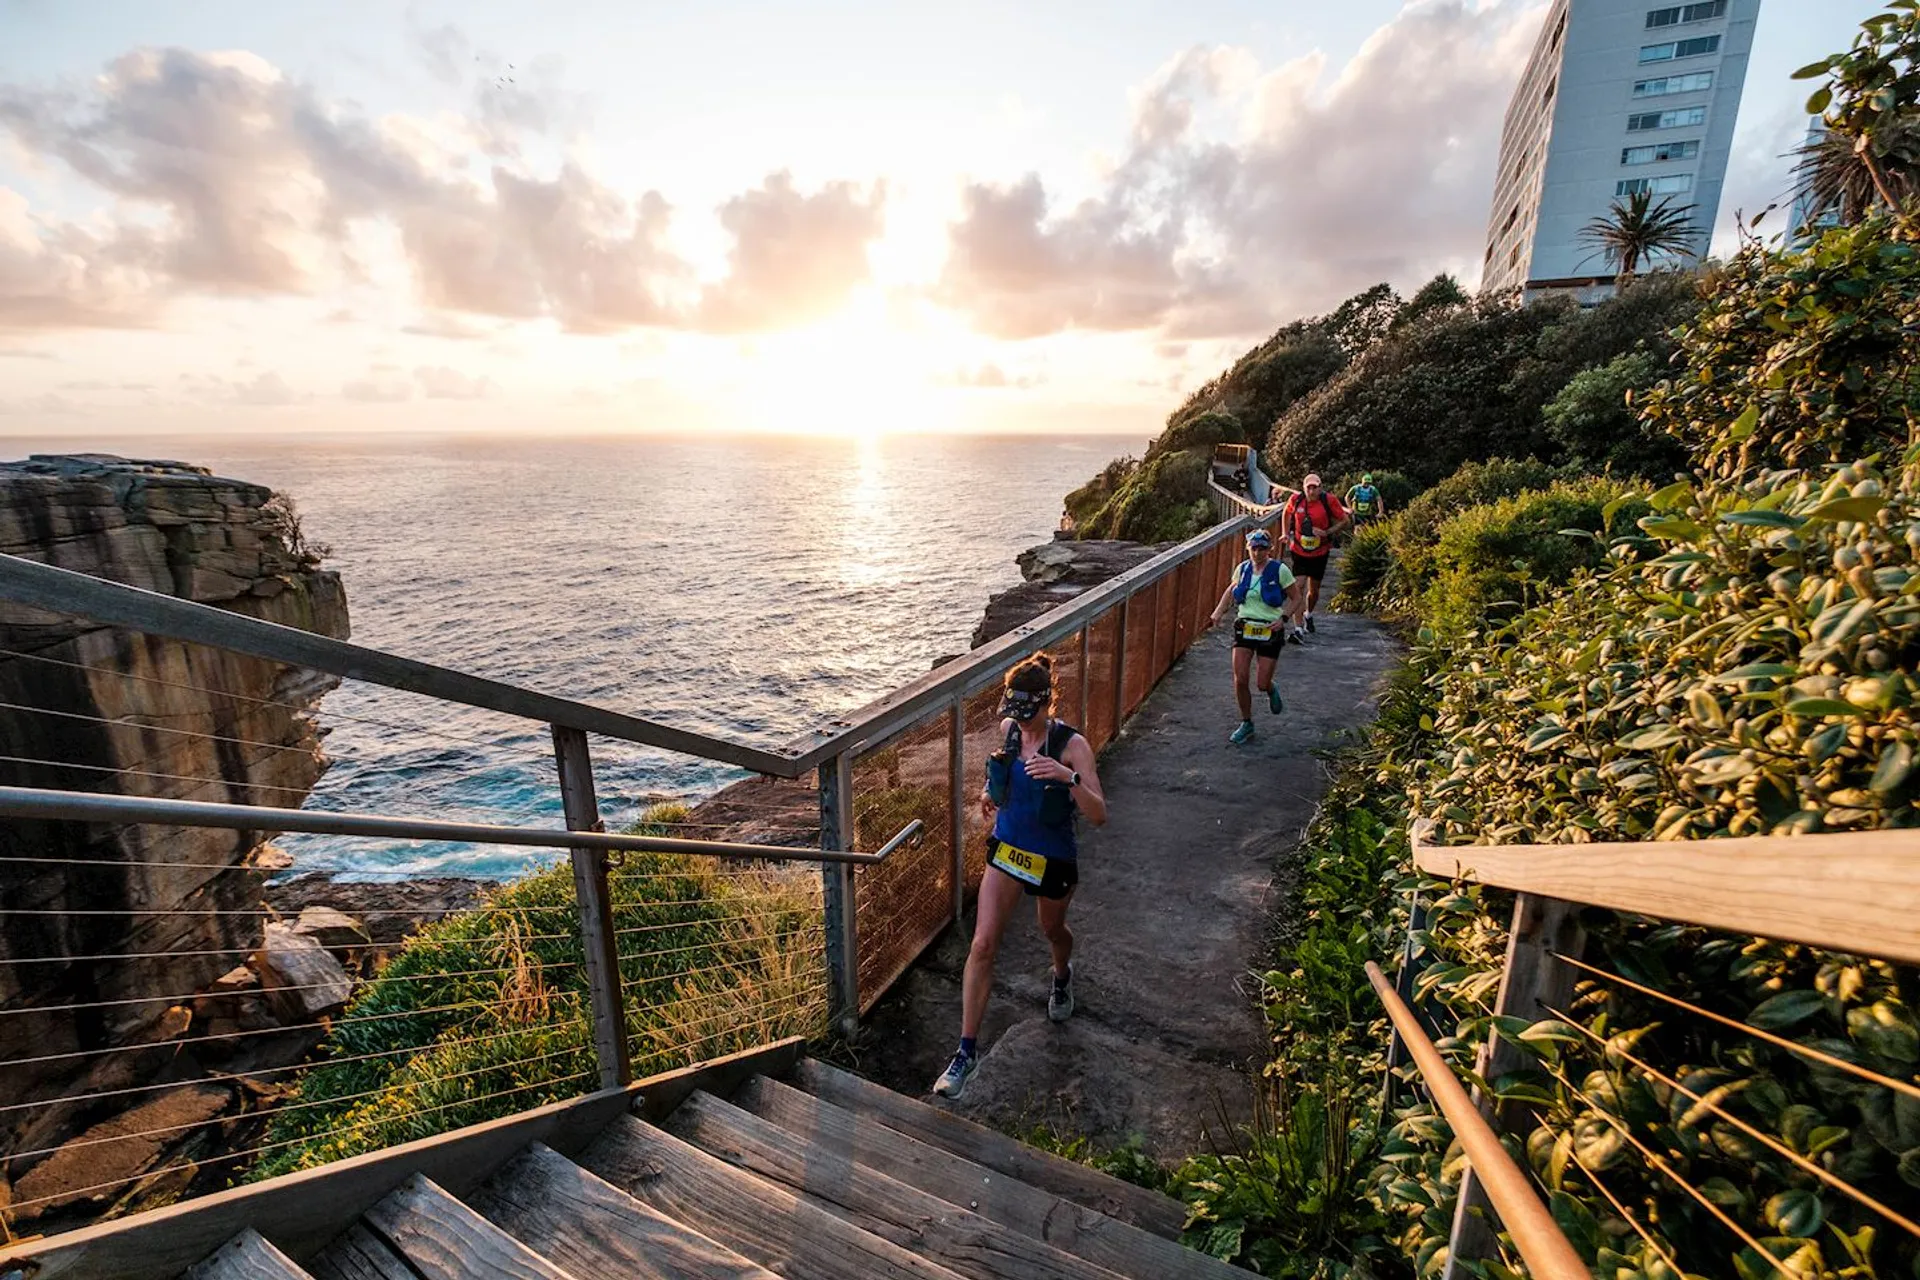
[12,433,1146,877]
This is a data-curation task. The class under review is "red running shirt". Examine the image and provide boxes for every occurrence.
[1285,492,1347,557]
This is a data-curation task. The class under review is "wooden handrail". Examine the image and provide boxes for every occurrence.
[1364,961,1588,1280]
[1411,822,1920,967]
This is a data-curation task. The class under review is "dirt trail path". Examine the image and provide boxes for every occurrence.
[854,560,1401,1158]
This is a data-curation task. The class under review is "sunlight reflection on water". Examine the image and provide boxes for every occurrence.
[62,432,1146,878]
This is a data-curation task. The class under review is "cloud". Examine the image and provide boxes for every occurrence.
[57,378,152,391]
[693,172,886,333]
[0,392,84,416]
[0,47,881,336]
[0,344,55,358]
[940,361,1046,389]
[233,371,296,405]
[411,23,470,87]
[414,364,493,399]
[401,313,493,340]
[342,369,413,402]
[937,1,1547,339]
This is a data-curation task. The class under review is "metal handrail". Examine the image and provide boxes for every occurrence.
[779,513,1260,767]
[1363,961,1587,1280]
[0,512,1262,779]
[0,786,919,866]
[0,552,793,776]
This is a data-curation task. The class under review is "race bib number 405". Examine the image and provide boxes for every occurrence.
[990,841,1047,887]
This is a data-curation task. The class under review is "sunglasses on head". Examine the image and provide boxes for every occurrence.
[1001,689,1049,721]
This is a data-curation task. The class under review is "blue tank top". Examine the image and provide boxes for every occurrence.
[991,720,1079,863]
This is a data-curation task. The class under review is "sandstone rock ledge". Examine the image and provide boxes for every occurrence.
[0,455,350,1233]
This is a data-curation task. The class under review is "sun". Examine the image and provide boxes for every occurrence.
[736,289,950,437]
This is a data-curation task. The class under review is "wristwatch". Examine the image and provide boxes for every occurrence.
[1069,771,1082,788]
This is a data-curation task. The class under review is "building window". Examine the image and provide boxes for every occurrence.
[1628,106,1708,130]
[1639,34,1722,62]
[1633,71,1714,96]
[1617,174,1694,196]
[1623,139,1701,164]
[1647,1,1727,27]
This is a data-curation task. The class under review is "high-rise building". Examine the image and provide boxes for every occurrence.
[1481,0,1763,299]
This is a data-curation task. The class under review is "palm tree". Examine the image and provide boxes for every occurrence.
[1577,191,1699,281]
[1793,116,1920,225]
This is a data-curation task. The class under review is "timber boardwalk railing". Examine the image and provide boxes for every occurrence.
[0,506,1280,1230]
[1380,820,1920,1278]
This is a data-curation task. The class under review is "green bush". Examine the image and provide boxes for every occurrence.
[1394,457,1566,550]
[1333,522,1395,609]
[1541,350,1691,479]
[1078,450,1213,543]
[1390,208,1920,1278]
[254,807,824,1178]
[1148,408,1245,462]
[1415,478,1649,637]
[1064,456,1138,529]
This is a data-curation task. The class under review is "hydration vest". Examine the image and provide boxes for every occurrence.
[991,719,1080,862]
[1233,559,1289,608]
[1351,484,1379,514]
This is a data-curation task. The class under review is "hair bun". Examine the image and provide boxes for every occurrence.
[1032,654,1053,673]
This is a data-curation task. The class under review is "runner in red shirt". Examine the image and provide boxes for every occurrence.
[1280,473,1349,639]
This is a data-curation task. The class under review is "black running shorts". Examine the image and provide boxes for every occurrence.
[1232,618,1284,659]
[1290,551,1330,582]
[989,840,1079,900]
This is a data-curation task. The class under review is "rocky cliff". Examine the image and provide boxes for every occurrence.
[0,455,349,1226]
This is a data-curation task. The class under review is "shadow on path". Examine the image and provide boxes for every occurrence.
[851,558,1403,1158]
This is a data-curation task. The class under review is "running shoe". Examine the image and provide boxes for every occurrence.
[1268,685,1284,715]
[1287,627,1304,645]
[1306,614,1317,633]
[932,1050,977,1099]
[1049,964,1075,1022]
[1230,720,1255,744]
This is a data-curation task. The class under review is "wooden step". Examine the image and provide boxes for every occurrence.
[789,1059,1188,1240]
[668,1089,1127,1280]
[186,1229,313,1280]
[361,1174,576,1280]
[739,1075,1242,1280]
[581,1113,968,1280]
[305,1223,426,1280]
[471,1142,778,1280]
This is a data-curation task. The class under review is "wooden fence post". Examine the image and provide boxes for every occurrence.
[550,725,632,1089]
[819,752,860,1037]
[1079,623,1093,732]
[1443,892,1586,1278]
[1111,595,1131,731]
[948,699,966,924]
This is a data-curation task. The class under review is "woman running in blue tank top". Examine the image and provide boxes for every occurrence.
[933,653,1108,1100]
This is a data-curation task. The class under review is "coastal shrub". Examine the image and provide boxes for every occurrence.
[1540,349,1691,479]
[1265,297,1572,488]
[1064,456,1138,529]
[1387,207,1920,1276]
[1415,478,1650,637]
[1148,408,1245,462]
[1393,457,1565,550]
[1078,450,1213,543]
[1334,522,1395,607]
[254,805,824,1177]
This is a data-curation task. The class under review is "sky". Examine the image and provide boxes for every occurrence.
[0,0,1880,439]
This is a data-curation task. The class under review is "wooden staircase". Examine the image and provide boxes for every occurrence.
[181,1059,1243,1280]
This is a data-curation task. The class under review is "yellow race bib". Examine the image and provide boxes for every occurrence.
[1240,619,1274,643]
[990,841,1047,887]
[1299,534,1323,552]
